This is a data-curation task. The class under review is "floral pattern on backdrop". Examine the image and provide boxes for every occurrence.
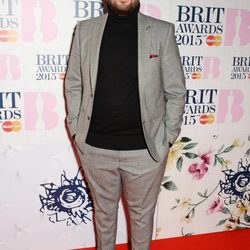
[157,136,250,237]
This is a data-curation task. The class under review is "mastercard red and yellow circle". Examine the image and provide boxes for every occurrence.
[199,114,215,125]
[59,72,66,80]
[2,120,22,132]
[206,35,222,46]
[192,72,201,79]
[0,30,18,42]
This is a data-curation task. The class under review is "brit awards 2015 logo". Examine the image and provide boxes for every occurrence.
[176,5,224,46]
[0,0,58,43]
[181,56,221,80]
[176,5,250,47]
[0,91,59,133]
[0,55,21,80]
[230,57,250,80]
[36,54,68,81]
[73,0,103,20]
[21,0,58,42]
[0,0,18,42]
[184,89,217,125]
[184,88,244,125]
[0,92,21,132]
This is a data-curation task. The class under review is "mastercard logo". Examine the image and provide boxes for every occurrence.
[192,72,201,79]
[2,120,22,132]
[0,30,18,42]
[59,72,66,80]
[199,114,215,125]
[206,35,222,46]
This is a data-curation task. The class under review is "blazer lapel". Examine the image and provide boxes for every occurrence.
[90,13,108,94]
[138,13,152,97]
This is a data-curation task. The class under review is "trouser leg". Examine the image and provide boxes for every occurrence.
[76,143,122,250]
[119,149,168,250]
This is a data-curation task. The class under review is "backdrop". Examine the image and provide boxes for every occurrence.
[0,0,249,249]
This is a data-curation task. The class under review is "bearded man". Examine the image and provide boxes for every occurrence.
[65,0,186,249]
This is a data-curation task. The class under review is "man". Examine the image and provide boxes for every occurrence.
[65,0,186,249]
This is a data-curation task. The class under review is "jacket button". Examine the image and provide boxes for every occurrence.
[87,116,90,120]
[91,94,93,98]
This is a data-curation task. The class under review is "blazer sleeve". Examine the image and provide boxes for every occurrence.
[161,23,186,145]
[64,22,83,138]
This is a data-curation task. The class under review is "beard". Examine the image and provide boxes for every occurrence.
[107,0,140,16]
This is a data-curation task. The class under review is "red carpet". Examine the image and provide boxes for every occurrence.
[71,229,249,250]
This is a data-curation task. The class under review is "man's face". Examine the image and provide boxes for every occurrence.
[107,0,140,16]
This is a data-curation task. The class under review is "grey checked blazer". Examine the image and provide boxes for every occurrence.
[65,12,186,162]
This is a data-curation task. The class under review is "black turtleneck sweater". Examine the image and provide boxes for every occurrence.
[85,3,147,150]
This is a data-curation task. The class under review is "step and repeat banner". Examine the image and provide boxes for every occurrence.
[0,0,249,249]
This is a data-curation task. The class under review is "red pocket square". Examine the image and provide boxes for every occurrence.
[150,54,158,58]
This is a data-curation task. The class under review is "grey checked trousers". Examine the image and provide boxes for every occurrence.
[76,142,168,250]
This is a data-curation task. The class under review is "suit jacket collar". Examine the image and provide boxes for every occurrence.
[90,12,152,95]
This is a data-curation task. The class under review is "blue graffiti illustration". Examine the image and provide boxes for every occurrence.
[219,159,250,204]
[39,170,92,226]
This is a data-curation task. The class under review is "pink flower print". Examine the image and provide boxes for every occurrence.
[200,151,211,165]
[207,197,223,215]
[188,162,208,180]
[188,150,212,180]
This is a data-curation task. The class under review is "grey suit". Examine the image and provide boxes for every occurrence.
[65,11,185,250]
